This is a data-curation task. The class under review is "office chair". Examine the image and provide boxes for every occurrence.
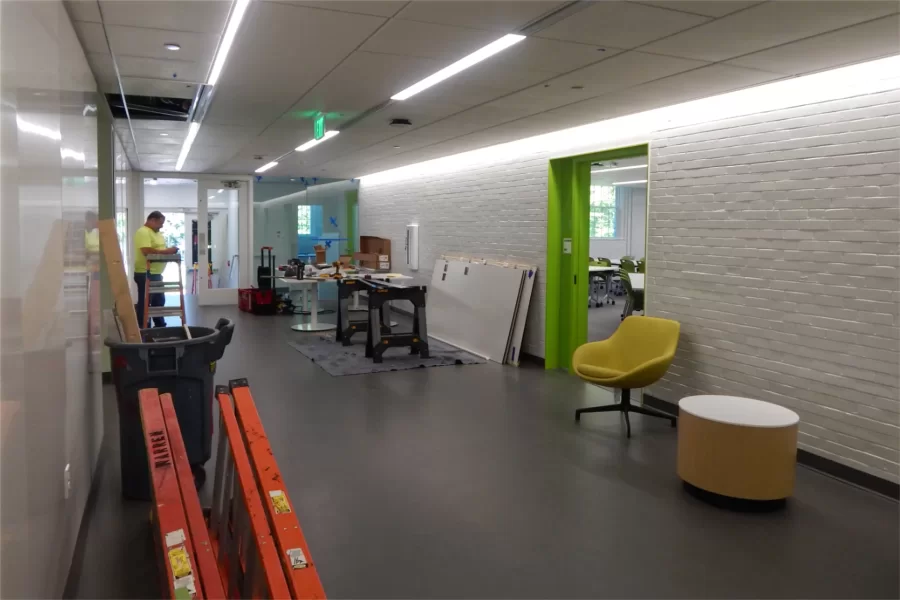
[573,316,680,437]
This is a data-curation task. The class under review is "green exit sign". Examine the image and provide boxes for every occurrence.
[313,113,325,140]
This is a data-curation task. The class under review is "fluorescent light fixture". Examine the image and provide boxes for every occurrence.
[255,161,278,173]
[361,55,900,186]
[175,122,201,171]
[295,130,339,152]
[612,179,647,186]
[391,33,526,101]
[207,0,251,86]
[592,164,647,174]
[164,43,181,51]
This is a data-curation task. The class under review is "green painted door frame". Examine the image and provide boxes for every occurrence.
[544,143,649,371]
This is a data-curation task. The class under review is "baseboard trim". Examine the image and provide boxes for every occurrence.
[62,437,109,599]
[642,394,899,501]
[520,353,545,367]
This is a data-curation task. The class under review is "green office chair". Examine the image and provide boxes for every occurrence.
[636,258,646,273]
[620,258,637,273]
[573,316,680,437]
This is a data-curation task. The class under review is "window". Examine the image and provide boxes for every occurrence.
[589,185,618,238]
[297,205,311,235]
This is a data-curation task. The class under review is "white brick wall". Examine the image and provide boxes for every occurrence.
[648,89,900,483]
[359,87,900,482]
[360,154,551,355]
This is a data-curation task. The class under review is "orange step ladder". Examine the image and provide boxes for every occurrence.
[139,381,326,599]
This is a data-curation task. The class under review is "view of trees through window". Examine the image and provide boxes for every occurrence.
[297,205,311,235]
[589,185,617,238]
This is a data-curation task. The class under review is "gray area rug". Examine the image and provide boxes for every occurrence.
[287,332,486,376]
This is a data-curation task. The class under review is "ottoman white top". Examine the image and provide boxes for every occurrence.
[679,395,799,428]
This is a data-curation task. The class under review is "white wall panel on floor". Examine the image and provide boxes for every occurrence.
[428,259,525,363]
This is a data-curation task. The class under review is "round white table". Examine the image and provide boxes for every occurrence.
[677,395,799,500]
[278,278,336,332]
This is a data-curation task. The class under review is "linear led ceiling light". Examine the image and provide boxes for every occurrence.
[255,161,278,173]
[207,0,252,86]
[592,164,647,174]
[391,34,526,101]
[175,122,200,171]
[612,179,648,186]
[177,0,251,171]
[295,130,339,152]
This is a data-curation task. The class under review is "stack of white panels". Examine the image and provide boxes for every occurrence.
[428,257,537,365]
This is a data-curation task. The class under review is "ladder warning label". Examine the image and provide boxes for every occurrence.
[269,490,291,514]
[168,547,192,579]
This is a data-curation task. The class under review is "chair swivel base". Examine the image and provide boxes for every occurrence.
[575,389,676,438]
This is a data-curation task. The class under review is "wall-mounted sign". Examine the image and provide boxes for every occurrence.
[313,113,325,140]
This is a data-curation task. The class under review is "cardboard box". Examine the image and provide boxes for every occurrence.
[353,252,390,271]
[313,245,326,264]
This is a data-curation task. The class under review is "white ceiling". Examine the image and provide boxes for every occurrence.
[67,0,900,177]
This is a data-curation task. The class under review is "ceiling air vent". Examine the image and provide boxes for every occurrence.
[389,118,412,127]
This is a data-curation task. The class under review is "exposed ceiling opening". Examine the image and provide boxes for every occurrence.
[106,93,193,121]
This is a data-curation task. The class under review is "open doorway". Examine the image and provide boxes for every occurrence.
[587,155,648,342]
[544,144,649,371]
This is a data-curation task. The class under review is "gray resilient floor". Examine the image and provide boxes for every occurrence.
[70,301,900,599]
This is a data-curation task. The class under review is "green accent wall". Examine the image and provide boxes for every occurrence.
[544,144,650,371]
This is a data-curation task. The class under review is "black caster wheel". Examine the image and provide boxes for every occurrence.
[191,464,206,489]
[612,300,616,305]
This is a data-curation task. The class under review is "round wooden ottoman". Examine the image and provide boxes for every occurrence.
[677,395,799,502]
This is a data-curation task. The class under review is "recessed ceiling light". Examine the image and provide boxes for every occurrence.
[393,145,401,149]
[255,161,278,173]
[164,43,181,51]
[160,132,169,136]
[207,0,251,86]
[391,34,526,100]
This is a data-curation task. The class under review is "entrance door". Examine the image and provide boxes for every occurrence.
[197,180,250,305]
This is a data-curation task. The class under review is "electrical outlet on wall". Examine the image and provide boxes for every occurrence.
[64,464,72,500]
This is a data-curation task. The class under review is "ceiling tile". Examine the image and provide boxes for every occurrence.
[264,0,406,18]
[194,125,261,148]
[72,21,109,54]
[98,0,230,34]
[396,1,566,32]
[631,1,761,18]
[726,15,900,75]
[106,25,218,64]
[120,77,199,100]
[115,54,206,83]
[536,1,709,49]
[65,0,102,22]
[484,37,625,74]
[360,19,500,60]
[643,0,900,62]
[544,51,709,97]
[287,51,443,117]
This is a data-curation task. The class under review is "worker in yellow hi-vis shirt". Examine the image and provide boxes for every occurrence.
[133,211,178,328]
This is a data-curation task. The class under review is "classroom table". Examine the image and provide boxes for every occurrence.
[279,278,336,332]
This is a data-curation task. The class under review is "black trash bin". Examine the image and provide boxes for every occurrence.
[105,318,234,500]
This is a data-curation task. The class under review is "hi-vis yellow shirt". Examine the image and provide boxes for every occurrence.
[133,225,167,274]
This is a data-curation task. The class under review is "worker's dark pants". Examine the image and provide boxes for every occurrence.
[134,273,166,328]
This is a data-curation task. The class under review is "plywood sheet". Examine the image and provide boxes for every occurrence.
[99,219,140,342]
